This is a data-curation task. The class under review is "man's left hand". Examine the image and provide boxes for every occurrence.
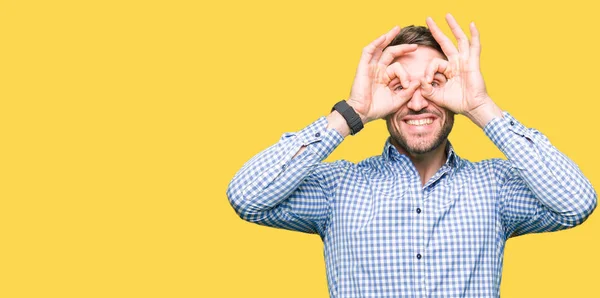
[419,14,503,128]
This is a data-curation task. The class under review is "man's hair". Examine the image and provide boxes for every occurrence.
[386,25,445,57]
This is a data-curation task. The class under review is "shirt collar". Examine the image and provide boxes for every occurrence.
[382,137,461,169]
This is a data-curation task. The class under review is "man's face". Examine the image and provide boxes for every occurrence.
[385,46,454,155]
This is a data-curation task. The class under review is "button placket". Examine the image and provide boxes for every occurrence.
[414,182,427,295]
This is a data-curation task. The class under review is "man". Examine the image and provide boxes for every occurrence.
[226,14,597,297]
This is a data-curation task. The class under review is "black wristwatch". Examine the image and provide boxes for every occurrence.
[331,100,364,135]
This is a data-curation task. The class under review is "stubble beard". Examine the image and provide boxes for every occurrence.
[389,113,455,155]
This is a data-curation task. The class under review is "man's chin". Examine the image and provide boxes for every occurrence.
[398,136,445,155]
[405,144,438,155]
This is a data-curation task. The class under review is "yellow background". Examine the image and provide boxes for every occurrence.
[1,0,598,297]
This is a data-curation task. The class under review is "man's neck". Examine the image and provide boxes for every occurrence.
[393,139,449,187]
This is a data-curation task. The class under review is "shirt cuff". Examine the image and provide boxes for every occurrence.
[292,116,345,161]
[484,112,534,145]
[484,111,537,169]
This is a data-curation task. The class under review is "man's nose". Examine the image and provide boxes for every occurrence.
[406,88,430,112]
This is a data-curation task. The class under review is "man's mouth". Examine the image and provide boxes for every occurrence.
[405,118,434,126]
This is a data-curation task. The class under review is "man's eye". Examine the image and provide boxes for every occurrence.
[432,81,439,87]
[394,85,404,91]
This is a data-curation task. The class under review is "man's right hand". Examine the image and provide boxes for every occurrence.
[347,26,421,124]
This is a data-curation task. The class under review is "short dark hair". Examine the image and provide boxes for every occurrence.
[386,25,445,58]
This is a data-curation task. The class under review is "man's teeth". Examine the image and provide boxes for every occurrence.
[406,118,433,126]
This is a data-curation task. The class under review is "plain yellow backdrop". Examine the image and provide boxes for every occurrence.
[1,0,598,297]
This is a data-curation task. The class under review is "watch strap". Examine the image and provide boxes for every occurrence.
[331,100,364,135]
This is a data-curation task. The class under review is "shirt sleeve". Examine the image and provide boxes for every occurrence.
[484,112,597,238]
[226,117,346,236]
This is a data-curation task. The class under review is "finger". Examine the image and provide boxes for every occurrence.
[398,80,420,98]
[356,26,400,77]
[385,62,410,88]
[419,77,442,104]
[369,26,402,64]
[388,77,402,90]
[469,22,481,69]
[426,16,458,57]
[445,13,470,57]
[359,34,386,68]
[377,44,418,68]
[391,80,420,110]
[424,58,451,82]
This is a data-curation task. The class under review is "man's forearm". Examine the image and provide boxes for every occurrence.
[485,113,597,226]
[326,110,352,137]
[464,96,504,129]
[227,117,345,221]
[292,110,351,159]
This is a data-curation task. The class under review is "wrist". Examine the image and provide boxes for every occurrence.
[331,100,365,135]
[326,110,351,137]
[464,98,503,129]
[345,100,369,124]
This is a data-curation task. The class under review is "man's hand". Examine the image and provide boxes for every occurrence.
[419,14,503,128]
[347,27,421,124]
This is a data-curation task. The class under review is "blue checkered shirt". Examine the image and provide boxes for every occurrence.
[227,112,597,297]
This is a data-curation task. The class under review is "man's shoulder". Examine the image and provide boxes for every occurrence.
[455,157,514,182]
[457,157,510,170]
[317,155,389,179]
[356,154,393,172]
[320,154,383,168]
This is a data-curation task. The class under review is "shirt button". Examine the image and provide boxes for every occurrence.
[416,208,421,214]
[416,253,422,260]
[510,121,515,126]
[315,132,321,137]
[282,164,287,170]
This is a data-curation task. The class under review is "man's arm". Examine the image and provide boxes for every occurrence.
[289,110,352,160]
[226,116,346,234]
[419,14,596,235]
[485,113,597,237]
[227,26,423,234]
